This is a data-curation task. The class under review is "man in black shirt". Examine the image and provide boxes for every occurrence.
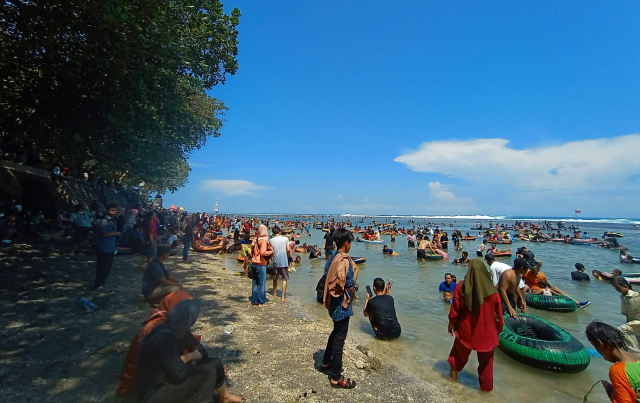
[517,246,542,267]
[363,277,401,340]
[571,262,590,281]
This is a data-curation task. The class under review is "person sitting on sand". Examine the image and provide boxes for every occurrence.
[363,277,401,340]
[585,321,640,402]
[121,224,144,253]
[142,246,183,303]
[439,273,457,302]
[68,203,93,255]
[452,251,470,265]
[117,290,193,395]
[447,258,503,392]
[138,300,243,403]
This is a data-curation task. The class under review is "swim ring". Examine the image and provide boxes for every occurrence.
[525,294,577,312]
[499,313,589,373]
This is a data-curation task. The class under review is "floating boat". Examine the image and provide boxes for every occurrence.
[569,239,593,245]
[602,272,640,283]
[499,313,590,373]
[525,294,577,312]
[488,240,513,244]
[192,240,224,253]
[357,239,384,244]
[605,232,624,238]
[492,251,512,258]
[550,238,565,242]
[461,236,476,241]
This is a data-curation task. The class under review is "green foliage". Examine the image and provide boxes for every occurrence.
[0,0,240,192]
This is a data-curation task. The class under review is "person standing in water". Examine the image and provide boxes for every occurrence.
[321,228,359,389]
[447,258,503,392]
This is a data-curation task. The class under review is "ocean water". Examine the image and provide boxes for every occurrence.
[222,217,640,402]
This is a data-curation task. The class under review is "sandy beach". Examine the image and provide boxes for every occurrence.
[0,239,493,403]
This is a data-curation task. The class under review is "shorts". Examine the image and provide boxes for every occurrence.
[373,325,401,341]
[288,256,293,263]
[147,240,158,258]
[476,250,483,257]
[74,227,91,243]
[274,267,289,281]
[417,249,426,259]
[502,293,517,314]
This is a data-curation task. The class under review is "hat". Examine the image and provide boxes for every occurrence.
[484,253,495,261]
[513,257,530,270]
[157,245,171,256]
[575,262,585,270]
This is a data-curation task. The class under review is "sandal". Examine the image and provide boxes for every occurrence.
[330,376,356,389]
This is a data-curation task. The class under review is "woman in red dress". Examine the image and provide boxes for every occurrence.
[447,258,504,391]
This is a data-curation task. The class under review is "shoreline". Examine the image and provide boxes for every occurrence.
[0,241,496,402]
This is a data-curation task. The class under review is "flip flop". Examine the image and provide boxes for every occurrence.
[330,376,356,389]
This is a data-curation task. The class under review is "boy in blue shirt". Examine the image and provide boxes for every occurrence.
[94,203,120,290]
[439,273,457,302]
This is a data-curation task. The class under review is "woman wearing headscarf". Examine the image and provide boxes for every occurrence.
[138,300,243,403]
[117,290,193,395]
[250,224,273,307]
[447,258,503,392]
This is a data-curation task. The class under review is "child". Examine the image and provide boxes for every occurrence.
[585,321,640,402]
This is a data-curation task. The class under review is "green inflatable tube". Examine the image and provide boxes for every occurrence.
[525,294,577,312]
[499,313,589,373]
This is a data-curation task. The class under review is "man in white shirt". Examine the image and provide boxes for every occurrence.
[269,226,291,303]
[485,253,527,315]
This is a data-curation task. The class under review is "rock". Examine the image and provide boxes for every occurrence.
[368,357,382,370]
[366,350,374,358]
[354,359,365,369]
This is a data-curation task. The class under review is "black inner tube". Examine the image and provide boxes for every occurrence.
[505,316,563,342]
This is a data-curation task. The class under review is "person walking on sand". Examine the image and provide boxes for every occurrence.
[320,228,359,389]
[447,258,504,392]
[250,224,273,307]
[269,226,290,303]
[94,203,120,290]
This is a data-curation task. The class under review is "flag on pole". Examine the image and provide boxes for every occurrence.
[575,210,581,213]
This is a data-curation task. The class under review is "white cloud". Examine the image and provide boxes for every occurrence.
[200,179,270,196]
[428,181,456,200]
[335,194,343,200]
[395,134,640,193]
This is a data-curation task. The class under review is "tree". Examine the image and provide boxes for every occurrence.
[0,0,240,192]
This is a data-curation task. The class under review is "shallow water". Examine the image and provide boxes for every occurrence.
[224,218,640,402]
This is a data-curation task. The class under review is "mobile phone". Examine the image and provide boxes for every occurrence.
[366,285,373,296]
[389,279,394,287]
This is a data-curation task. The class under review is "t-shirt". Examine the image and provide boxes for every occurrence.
[439,281,456,292]
[609,361,640,403]
[571,271,590,281]
[365,295,401,337]
[97,217,117,254]
[183,225,194,243]
[383,248,394,254]
[147,218,158,240]
[269,235,290,268]
[522,250,536,265]
[324,233,335,250]
[490,262,526,288]
[70,211,92,228]
[141,259,169,297]
[523,270,548,292]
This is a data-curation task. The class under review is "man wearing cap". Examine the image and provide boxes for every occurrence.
[141,245,183,302]
[498,257,530,318]
[571,263,590,281]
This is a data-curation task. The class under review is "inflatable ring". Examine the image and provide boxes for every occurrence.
[499,313,589,373]
[352,257,366,264]
[525,294,577,312]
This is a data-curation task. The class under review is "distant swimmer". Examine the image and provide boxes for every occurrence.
[383,245,398,255]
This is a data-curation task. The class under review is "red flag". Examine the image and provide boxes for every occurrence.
[575,210,581,213]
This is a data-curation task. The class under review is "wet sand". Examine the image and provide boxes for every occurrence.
[0,239,496,402]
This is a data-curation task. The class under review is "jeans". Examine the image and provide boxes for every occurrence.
[142,358,225,403]
[94,251,115,289]
[322,317,350,380]
[183,242,192,260]
[250,265,267,304]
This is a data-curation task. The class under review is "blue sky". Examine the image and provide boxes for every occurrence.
[164,0,640,217]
